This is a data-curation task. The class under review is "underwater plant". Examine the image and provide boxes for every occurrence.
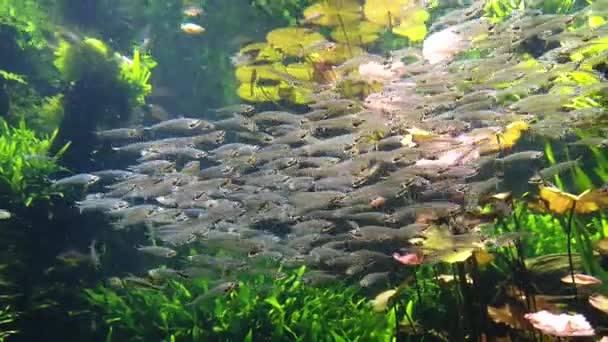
[54,38,154,109]
[0,119,69,206]
[0,305,18,341]
[85,267,396,342]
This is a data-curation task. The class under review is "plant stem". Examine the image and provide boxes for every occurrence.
[412,266,422,304]
[566,204,578,298]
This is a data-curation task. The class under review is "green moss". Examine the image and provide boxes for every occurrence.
[54,38,154,110]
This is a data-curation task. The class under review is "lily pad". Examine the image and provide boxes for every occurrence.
[267,27,326,57]
[303,0,361,27]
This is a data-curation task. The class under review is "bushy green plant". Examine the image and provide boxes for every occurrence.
[54,38,154,109]
[0,119,69,206]
[0,0,51,50]
[85,267,395,342]
[0,305,18,341]
[119,49,156,106]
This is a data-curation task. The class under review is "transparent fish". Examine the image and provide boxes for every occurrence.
[53,173,100,187]
[136,245,177,258]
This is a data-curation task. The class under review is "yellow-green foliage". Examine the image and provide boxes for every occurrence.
[0,70,26,85]
[54,39,154,106]
[119,49,155,106]
[0,0,50,49]
[32,95,65,134]
[0,119,69,206]
[54,38,118,84]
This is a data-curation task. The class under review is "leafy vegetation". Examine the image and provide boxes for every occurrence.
[0,305,18,341]
[54,38,154,109]
[85,267,395,342]
[0,119,69,206]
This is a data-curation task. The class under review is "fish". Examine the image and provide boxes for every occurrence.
[212,104,256,117]
[183,5,204,17]
[495,151,544,165]
[53,174,100,187]
[139,147,208,162]
[95,128,143,141]
[188,282,238,306]
[136,245,177,258]
[76,197,130,214]
[0,209,11,220]
[181,23,205,35]
[89,239,101,269]
[92,170,137,183]
[529,158,581,183]
[359,272,390,288]
[128,160,175,174]
[145,118,214,135]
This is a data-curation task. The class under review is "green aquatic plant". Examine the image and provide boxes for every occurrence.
[119,49,156,106]
[0,305,18,341]
[85,267,395,341]
[0,119,69,206]
[0,70,25,85]
[0,0,51,50]
[54,38,154,108]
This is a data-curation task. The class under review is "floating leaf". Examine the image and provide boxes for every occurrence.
[267,28,326,57]
[539,185,608,215]
[330,21,382,45]
[302,0,361,26]
[237,83,280,102]
[589,294,608,314]
[308,44,364,65]
[487,303,531,330]
[392,23,427,42]
[363,0,417,27]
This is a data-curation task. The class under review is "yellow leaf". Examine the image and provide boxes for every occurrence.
[392,23,427,42]
[302,0,361,26]
[267,28,326,57]
[371,289,397,312]
[589,16,606,29]
[364,0,416,26]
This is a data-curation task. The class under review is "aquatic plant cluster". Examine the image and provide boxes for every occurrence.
[2,0,608,341]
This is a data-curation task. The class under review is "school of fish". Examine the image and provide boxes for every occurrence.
[54,0,608,291]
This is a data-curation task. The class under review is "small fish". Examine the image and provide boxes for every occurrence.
[181,23,205,35]
[128,160,175,174]
[138,147,208,162]
[76,197,130,214]
[359,272,390,288]
[53,174,100,187]
[530,159,580,183]
[213,104,256,117]
[183,5,204,17]
[89,239,101,269]
[136,245,177,258]
[0,209,11,220]
[188,282,237,306]
[145,118,213,135]
[496,151,544,165]
[92,170,137,183]
[95,128,143,141]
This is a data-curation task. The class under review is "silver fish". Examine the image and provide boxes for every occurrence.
[128,160,175,174]
[145,118,213,135]
[188,282,238,306]
[136,245,177,257]
[53,174,100,187]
